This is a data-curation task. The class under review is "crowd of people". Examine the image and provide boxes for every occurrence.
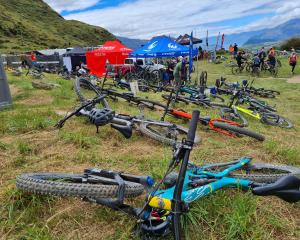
[229,44,298,74]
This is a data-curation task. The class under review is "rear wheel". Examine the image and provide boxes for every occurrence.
[139,122,200,145]
[202,162,300,183]
[16,173,144,198]
[74,77,109,108]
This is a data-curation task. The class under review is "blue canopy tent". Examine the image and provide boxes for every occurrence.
[130,36,197,58]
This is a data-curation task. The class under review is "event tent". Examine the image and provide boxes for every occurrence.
[86,40,133,76]
[130,36,197,58]
[63,47,86,72]
[176,34,202,45]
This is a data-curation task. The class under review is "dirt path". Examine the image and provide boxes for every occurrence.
[287,75,300,83]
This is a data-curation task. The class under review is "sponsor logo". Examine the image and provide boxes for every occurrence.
[168,43,178,49]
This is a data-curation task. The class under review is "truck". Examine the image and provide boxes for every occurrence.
[114,58,165,80]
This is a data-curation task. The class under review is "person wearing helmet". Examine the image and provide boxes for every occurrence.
[288,52,297,74]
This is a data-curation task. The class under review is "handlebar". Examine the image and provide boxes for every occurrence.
[186,110,200,143]
[55,95,107,129]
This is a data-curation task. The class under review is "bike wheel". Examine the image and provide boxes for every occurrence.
[212,121,265,141]
[138,122,200,145]
[231,67,239,75]
[74,77,109,108]
[260,113,293,128]
[202,162,300,183]
[16,172,144,198]
[220,107,249,127]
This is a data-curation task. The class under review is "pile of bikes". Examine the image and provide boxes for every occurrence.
[15,68,299,239]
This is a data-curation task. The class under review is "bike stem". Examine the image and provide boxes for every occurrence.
[172,110,199,240]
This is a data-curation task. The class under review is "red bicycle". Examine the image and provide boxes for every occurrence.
[161,91,265,141]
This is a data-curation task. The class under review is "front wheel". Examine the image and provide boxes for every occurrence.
[260,113,293,128]
[138,122,201,145]
[16,173,145,198]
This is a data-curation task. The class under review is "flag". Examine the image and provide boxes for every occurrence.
[221,33,225,49]
[206,30,208,47]
[189,31,194,80]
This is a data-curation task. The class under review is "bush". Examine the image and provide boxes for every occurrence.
[280,37,300,50]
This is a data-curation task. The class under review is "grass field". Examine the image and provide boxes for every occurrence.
[0,57,299,240]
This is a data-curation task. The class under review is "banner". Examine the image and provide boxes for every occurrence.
[221,33,225,49]
[189,31,194,80]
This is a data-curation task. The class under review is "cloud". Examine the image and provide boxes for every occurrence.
[43,0,100,12]
[47,0,300,39]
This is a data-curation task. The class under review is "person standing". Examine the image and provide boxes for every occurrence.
[173,56,186,99]
[236,51,246,69]
[233,43,238,58]
[258,47,266,68]
[288,52,297,74]
[229,44,234,59]
[30,52,37,66]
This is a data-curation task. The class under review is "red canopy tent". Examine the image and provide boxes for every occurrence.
[86,40,133,76]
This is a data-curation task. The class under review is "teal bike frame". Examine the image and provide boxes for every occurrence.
[148,157,252,209]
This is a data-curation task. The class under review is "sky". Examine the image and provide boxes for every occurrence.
[43,0,300,39]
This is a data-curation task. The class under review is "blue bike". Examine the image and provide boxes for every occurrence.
[17,111,300,239]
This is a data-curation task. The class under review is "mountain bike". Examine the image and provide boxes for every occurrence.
[220,90,293,128]
[55,93,200,145]
[76,77,166,111]
[215,78,280,98]
[26,64,45,79]
[17,111,300,239]
[160,90,265,141]
[231,60,252,75]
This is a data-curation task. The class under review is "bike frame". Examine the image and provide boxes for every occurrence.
[148,157,253,210]
[234,105,261,120]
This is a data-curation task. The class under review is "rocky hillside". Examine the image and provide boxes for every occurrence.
[0,0,115,53]
[244,18,300,46]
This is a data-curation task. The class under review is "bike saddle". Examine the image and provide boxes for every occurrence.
[252,176,300,203]
[111,123,133,139]
[89,108,115,127]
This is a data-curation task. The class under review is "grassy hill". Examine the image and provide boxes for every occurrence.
[0,0,115,53]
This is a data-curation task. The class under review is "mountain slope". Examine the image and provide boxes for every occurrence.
[0,0,115,53]
[244,18,300,45]
[117,36,148,50]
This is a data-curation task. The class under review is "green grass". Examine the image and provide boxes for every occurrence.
[0,0,114,53]
[0,61,299,239]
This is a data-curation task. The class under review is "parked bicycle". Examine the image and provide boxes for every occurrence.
[17,111,300,239]
[56,88,200,145]
[220,90,293,128]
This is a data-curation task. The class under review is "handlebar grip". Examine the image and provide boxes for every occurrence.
[187,110,200,143]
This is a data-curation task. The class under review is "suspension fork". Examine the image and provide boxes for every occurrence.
[172,111,200,240]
